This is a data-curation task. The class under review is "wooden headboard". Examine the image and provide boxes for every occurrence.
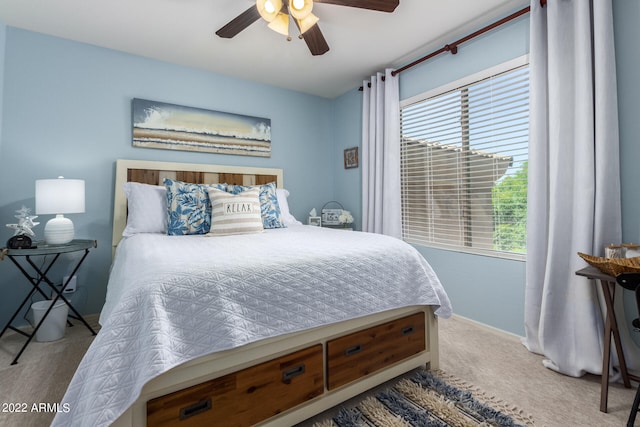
[112,159,284,250]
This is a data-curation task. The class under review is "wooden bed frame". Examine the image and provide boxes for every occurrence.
[109,159,439,427]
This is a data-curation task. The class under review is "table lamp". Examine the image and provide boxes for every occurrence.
[35,177,85,244]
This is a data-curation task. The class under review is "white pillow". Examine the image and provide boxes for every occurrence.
[276,188,302,226]
[207,188,264,236]
[122,182,168,237]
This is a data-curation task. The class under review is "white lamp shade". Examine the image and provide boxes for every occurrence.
[36,177,85,244]
[36,178,85,215]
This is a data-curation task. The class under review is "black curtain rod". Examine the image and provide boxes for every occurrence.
[360,1,544,91]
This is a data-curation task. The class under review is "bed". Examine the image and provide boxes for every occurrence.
[52,159,452,427]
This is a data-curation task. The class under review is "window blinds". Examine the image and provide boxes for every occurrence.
[400,65,529,257]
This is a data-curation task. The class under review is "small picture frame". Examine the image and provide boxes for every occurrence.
[344,147,359,169]
[308,216,322,227]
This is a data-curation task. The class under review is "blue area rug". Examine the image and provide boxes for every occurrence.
[313,370,535,427]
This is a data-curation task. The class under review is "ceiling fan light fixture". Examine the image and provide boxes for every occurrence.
[267,12,290,36]
[289,0,313,20]
[296,12,319,35]
[257,0,283,22]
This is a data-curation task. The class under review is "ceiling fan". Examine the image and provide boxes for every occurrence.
[215,0,400,56]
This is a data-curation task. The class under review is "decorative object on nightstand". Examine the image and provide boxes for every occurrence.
[308,217,321,226]
[321,201,343,226]
[5,206,39,249]
[36,176,85,245]
[338,210,354,228]
[321,201,353,230]
[308,208,321,226]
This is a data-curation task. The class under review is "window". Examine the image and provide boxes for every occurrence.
[400,58,529,259]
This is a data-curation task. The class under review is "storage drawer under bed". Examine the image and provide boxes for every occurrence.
[326,312,426,390]
[146,344,324,427]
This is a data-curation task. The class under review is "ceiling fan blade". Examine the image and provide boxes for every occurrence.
[215,6,261,38]
[313,0,399,13]
[299,24,330,56]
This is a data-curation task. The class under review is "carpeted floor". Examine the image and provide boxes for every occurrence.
[438,316,637,427]
[0,314,637,426]
[0,315,100,427]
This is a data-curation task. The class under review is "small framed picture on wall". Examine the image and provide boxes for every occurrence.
[344,147,359,169]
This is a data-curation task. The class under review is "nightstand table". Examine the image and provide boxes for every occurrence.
[0,239,98,364]
[575,266,640,412]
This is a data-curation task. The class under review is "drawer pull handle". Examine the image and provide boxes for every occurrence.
[345,344,363,356]
[179,398,212,420]
[282,364,305,384]
[402,326,415,336]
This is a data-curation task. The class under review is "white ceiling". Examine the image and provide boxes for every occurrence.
[0,0,527,98]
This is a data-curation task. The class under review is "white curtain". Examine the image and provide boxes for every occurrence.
[361,69,401,238]
[523,0,622,377]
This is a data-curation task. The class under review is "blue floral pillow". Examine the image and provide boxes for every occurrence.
[226,182,285,229]
[164,179,227,235]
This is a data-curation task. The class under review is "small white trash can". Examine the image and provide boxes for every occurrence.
[31,300,68,342]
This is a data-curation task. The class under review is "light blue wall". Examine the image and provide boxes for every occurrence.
[613,0,640,347]
[0,28,334,327]
[330,89,362,229]
[615,2,640,242]
[0,20,5,153]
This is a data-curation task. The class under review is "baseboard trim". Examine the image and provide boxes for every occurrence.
[448,314,524,342]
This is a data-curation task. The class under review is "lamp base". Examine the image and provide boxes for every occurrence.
[44,215,74,245]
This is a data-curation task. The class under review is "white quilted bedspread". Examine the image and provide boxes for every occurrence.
[52,226,451,427]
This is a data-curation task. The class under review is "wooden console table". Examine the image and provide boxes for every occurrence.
[575,266,640,412]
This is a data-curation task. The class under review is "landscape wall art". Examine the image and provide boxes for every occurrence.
[132,99,271,157]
